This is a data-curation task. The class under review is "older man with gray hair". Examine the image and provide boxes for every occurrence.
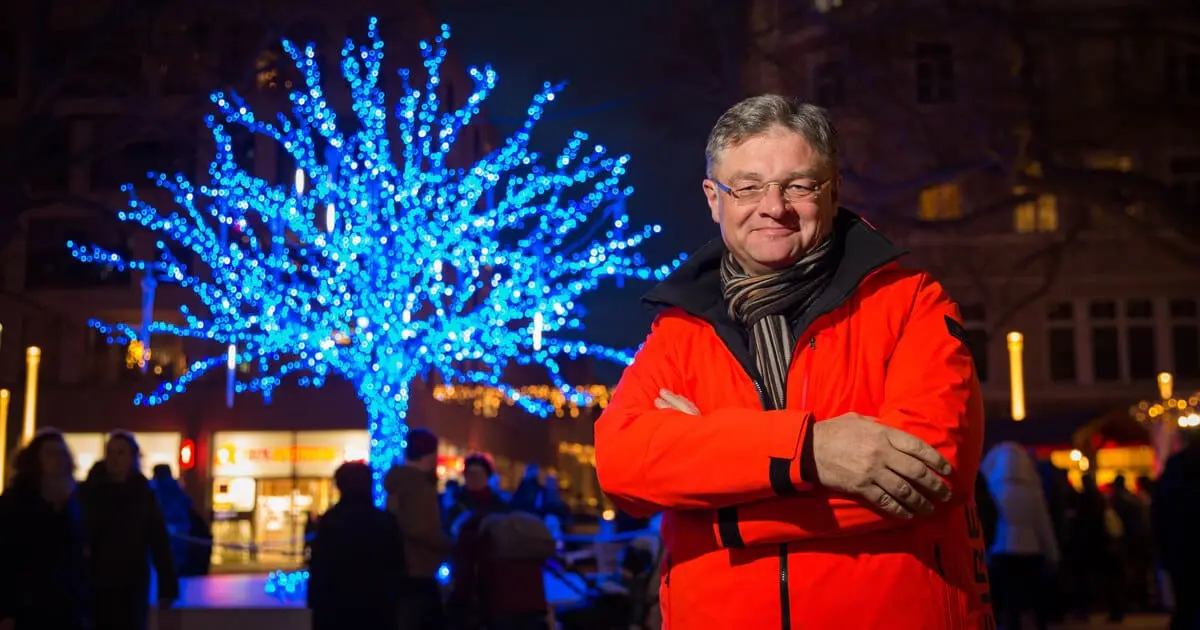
[595,95,990,629]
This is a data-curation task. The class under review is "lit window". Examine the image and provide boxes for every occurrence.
[1013,187,1058,233]
[918,183,963,221]
[1084,154,1134,172]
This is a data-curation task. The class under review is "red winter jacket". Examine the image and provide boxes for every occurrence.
[595,213,992,629]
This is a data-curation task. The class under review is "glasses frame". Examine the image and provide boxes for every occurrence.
[712,179,831,204]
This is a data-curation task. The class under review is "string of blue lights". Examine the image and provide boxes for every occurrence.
[72,17,682,517]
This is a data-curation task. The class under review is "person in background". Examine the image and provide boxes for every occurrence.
[308,462,406,630]
[385,429,451,630]
[448,454,548,630]
[0,430,89,630]
[982,442,1060,630]
[1110,473,1152,611]
[1152,430,1200,630]
[80,432,177,630]
[446,453,508,537]
[509,464,545,515]
[149,464,193,576]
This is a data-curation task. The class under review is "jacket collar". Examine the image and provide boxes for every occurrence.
[641,209,907,325]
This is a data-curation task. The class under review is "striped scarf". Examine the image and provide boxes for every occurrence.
[720,238,836,409]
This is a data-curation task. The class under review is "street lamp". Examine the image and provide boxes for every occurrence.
[1007,332,1026,421]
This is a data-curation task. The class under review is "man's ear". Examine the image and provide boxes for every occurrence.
[703,179,721,224]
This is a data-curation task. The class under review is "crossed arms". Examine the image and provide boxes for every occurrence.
[593,275,985,546]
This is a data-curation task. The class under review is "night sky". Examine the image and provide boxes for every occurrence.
[433,0,737,380]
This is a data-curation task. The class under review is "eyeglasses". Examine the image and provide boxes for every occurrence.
[713,179,830,204]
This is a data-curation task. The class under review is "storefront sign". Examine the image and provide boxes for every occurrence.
[211,430,370,479]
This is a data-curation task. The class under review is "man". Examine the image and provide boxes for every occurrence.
[385,429,450,630]
[594,96,989,629]
[308,462,405,630]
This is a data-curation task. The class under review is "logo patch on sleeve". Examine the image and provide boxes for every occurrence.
[945,315,969,347]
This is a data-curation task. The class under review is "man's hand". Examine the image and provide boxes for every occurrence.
[812,413,952,518]
[653,391,949,518]
[655,389,699,415]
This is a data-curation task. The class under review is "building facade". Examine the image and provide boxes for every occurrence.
[0,0,607,568]
[743,0,1200,470]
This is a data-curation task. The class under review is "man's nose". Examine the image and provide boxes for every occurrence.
[759,184,788,216]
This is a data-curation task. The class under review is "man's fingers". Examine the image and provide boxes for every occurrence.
[658,389,700,415]
[885,429,951,476]
[884,451,952,502]
[874,468,934,516]
[654,395,699,415]
[862,482,915,519]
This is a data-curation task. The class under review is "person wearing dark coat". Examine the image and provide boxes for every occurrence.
[0,430,89,630]
[1152,433,1200,630]
[448,454,547,630]
[80,432,178,630]
[307,462,406,630]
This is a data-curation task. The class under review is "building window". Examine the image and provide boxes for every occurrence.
[1171,298,1200,379]
[28,119,74,193]
[814,0,844,11]
[1126,299,1157,381]
[915,42,955,104]
[1165,50,1200,99]
[1013,187,1058,233]
[1168,155,1200,213]
[812,61,846,107]
[1047,301,1077,383]
[918,182,963,221]
[1090,300,1120,382]
[1085,153,1134,172]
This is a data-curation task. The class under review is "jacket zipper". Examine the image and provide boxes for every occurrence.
[779,336,815,630]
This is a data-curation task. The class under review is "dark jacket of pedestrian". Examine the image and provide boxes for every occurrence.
[0,432,89,630]
[308,462,406,630]
[80,434,178,630]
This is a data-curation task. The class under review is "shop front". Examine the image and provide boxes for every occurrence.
[208,429,469,571]
[62,431,183,481]
[209,430,368,570]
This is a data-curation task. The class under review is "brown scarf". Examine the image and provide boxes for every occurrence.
[720,237,836,409]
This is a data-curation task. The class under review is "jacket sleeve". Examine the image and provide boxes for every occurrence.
[724,274,986,547]
[595,310,815,518]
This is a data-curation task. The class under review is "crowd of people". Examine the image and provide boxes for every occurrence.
[305,429,569,630]
[978,434,1200,630]
[0,428,208,630]
[0,425,573,630]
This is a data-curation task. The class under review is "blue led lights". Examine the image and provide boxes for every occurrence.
[72,18,681,511]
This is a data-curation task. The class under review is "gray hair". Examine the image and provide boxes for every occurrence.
[704,95,839,177]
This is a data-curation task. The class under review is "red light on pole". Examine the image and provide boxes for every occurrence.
[180,439,195,470]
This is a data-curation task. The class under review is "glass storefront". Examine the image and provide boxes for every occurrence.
[62,432,182,481]
[209,430,368,570]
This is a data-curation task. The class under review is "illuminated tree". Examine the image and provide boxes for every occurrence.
[73,18,679,501]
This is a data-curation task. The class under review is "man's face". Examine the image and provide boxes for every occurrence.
[703,127,839,275]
